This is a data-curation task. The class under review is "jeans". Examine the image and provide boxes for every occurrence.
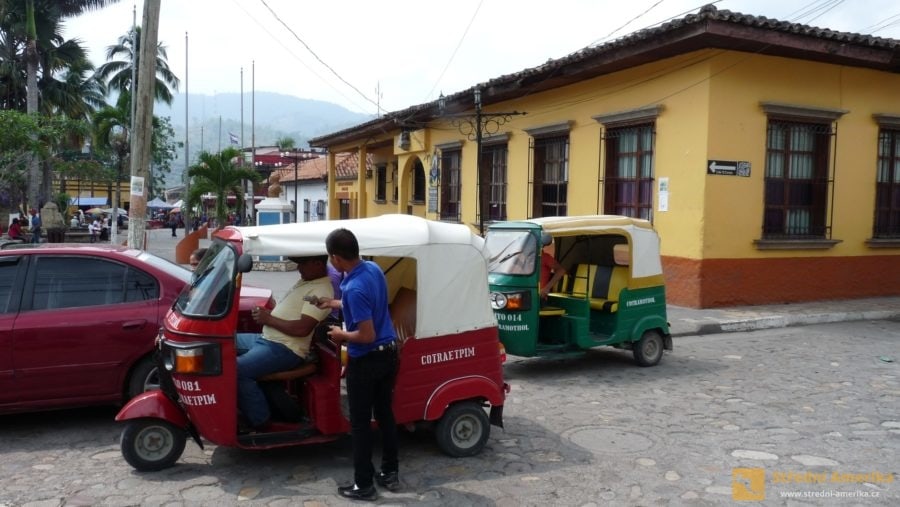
[346,346,399,488]
[236,333,304,427]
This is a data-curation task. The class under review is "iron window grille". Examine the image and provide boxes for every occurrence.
[603,123,655,221]
[483,144,508,222]
[529,135,569,218]
[375,165,387,202]
[440,149,461,222]
[763,120,833,239]
[875,129,900,238]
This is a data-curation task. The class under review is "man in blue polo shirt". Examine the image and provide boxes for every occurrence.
[320,228,399,502]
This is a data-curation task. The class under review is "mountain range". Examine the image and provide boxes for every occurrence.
[155,92,373,185]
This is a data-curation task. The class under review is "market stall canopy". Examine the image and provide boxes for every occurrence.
[70,197,107,206]
[147,197,173,208]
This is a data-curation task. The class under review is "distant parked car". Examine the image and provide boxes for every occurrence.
[0,244,273,415]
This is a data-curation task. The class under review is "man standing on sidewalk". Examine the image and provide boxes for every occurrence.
[29,208,41,244]
[320,228,400,502]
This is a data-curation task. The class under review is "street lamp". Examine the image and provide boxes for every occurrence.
[439,88,525,235]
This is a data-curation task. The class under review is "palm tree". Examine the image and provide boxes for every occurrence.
[5,0,120,209]
[95,26,180,105]
[187,147,261,227]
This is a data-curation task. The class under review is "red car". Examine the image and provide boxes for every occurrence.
[0,243,273,414]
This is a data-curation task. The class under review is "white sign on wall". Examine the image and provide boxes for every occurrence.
[658,177,669,212]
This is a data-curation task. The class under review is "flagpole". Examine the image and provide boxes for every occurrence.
[251,60,255,225]
[183,31,191,234]
[243,67,251,222]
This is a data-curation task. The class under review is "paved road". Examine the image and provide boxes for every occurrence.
[1,320,897,506]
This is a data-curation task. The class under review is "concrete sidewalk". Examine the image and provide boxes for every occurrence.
[142,227,900,338]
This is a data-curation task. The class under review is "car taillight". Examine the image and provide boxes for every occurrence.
[499,342,507,363]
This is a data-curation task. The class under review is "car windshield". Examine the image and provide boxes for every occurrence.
[485,230,538,275]
[174,242,236,318]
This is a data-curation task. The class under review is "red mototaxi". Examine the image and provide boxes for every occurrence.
[115,215,508,471]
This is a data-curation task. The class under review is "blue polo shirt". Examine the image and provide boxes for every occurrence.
[340,260,396,358]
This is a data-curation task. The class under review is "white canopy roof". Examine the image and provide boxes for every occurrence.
[147,197,173,208]
[525,215,663,279]
[235,215,495,338]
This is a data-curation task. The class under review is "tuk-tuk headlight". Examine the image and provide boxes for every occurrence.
[491,291,530,311]
[490,292,508,310]
[163,341,222,375]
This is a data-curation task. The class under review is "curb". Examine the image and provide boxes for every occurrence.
[671,310,900,337]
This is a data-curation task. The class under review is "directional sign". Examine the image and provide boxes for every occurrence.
[708,160,751,177]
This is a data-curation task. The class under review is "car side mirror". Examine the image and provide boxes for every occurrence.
[237,253,254,273]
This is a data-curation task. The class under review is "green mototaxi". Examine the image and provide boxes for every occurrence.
[485,215,671,366]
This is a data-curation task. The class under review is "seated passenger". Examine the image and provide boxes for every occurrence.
[539,232,566,301]
[7,218,23,241]
[235,255,334,431]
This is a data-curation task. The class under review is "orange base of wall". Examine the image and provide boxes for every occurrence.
[663,255,900,308]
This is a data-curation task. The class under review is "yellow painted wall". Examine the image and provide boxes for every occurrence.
[704,52,900,258]
[332,49,900,268]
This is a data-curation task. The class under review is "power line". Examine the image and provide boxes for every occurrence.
[229,0,370,114]
[424,0,484,103]
[258,0,380,111]
[587,0,668,47]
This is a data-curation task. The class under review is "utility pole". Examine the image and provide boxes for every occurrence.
[128,0,160,249]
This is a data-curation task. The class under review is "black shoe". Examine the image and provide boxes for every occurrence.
[375,471,401,492]
[337,484,377,502]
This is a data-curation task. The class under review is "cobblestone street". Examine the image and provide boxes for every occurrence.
[1,319,897,506]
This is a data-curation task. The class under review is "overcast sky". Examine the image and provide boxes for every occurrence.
[63,0,900,116]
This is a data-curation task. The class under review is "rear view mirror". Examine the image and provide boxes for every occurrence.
[237,253,254,273]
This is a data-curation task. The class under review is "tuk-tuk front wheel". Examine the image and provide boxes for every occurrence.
[120,418,187,471]
[435,401,490,457]
[633,330,665,367]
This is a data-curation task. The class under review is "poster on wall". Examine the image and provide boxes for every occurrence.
[428,187,438,213]
[130,176,144,196]
[658,177,669,212]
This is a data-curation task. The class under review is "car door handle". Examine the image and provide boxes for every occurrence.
[122,319,148,330]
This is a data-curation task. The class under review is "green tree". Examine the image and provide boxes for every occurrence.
[1,0,120,210]
[150,115,181,199]
[187,147,261,227]
[0,109,90,213]
[95,25,179,105]
[275,136,296,150]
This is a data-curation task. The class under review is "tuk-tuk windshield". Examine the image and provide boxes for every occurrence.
[174,241,236,318]
[485,230,538,275]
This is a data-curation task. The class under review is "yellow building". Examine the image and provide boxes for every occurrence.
[309,5,900,308]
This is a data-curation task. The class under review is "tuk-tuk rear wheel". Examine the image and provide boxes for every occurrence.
[120,418,186,472]
[435,402,490,457]
[633,330,664,367]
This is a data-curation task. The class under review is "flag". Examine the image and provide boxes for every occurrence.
[229,132,239,145]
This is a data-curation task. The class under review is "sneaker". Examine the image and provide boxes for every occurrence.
[375,471,401,492]
[337,483,377,502]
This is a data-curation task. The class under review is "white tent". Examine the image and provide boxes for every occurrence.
[147,197,173,208]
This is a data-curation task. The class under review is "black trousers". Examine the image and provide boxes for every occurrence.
[346,346,399,488]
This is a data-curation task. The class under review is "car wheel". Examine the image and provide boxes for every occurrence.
[120,418,186,472]
[633,330,665,367]
[127,356,160,400]
[435,401,490,457]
